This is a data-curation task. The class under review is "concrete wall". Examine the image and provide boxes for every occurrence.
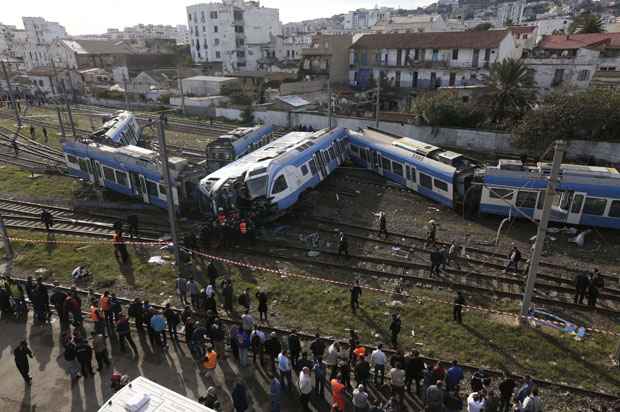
[215,107,620,163]
[280,79,325,95]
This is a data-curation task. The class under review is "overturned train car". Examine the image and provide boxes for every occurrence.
[199,127,349,220]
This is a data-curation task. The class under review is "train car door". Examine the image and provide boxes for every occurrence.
[566,192,586,224]
[138,176,150,204]
[405,165,416,190]
[89,159,104,186]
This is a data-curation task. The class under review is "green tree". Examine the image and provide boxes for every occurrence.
[513,88,620,152]
[569,13,605,34]
[240,105,254,125]
[483,58,536,127]
[412,90,486,128]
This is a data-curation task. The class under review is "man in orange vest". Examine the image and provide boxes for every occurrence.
[99,291,113,335]
[201,346,218,378]
[112,230,129,264]
[239,220,247,239]
[90,300,105,336]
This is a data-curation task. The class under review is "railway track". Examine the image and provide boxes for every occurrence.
[236,238,620,317]
[0,197,168,239]
[2,276,617,403]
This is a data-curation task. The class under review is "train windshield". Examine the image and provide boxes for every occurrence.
[246,176,268,198]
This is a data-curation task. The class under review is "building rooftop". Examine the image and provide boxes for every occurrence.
[538,33,620,50]
[61,39,135,55]
[506,26,536,35]
[276,95,311,108]
[350,30,510,50]
[183,75,238,82]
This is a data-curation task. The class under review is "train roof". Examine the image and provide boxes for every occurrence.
[209,124,273,155]
[91,110,140,146]
[352,128,474,174]
[487,159,620,180]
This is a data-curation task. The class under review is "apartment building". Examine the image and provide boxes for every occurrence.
[524,33,620,93]
[22,17,68,70]
[371,15,450,33]
[344,7,394,31]
[349,30,517,91]
[105,24,190,45]
[186,0,281,72]
[300,34,353,84]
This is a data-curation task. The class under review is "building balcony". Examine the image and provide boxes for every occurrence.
[301,48,332,57]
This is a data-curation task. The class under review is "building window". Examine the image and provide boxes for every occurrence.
[201,11,205,22]
[210,11,218,19]
[235,25,244,33]
[577,70,590,81]
[188,14,192,22]
[214,38,219,46]
[452,49,458,60]
[583,197,607,215]
[215,51,221,58]
[552,69,564,86]
[484,48,491,61]
[419,173,433,189]
[214,25,219,33]
[412,71,418,88]
[202,26,206,33]
[449,72,456,86]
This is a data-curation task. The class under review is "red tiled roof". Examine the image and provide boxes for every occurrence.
[507,26,536,34]
[539,33,620,49]
[350,30,510,50]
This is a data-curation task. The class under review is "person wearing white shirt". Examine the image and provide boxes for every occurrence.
[352,384,370,411]
[522,387,543,412]
[467,391,486,412]
[298,366,313,411]
[277,350,292,391]
[325,341,342,380]
[370,344,387,386]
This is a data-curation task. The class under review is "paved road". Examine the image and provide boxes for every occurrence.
[0,314,343,412]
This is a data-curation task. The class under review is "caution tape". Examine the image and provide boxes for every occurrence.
[5,235,620,337]
[7,237,164,246]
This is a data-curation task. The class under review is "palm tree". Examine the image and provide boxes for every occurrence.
[569,13,605,34]
[484,58,536,125]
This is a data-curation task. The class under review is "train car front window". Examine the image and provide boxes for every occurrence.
[272,175,288,194]
[247,176,268,198]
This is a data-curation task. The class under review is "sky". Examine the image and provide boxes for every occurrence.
[2,0,434,35]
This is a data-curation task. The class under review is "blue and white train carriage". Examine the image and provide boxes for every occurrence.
[478,159,620,229]
[63,141,204,211]
[348,128,478,208]
[205,125,274,172]
[199,127,349,218]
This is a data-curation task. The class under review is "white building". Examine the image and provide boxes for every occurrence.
[496,1,526,26]
[349,30,518,91]
[181,75,239,96]
[22,17,68,71]
[344,7,394,31]
[371,15,450,33]
[104,24,190,45]
[186,0,281,73]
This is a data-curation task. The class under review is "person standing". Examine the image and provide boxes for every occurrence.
[352,384,370,412]
[389,314,401,347]
[232,381,249,412]
[76,339,95,378]
[277,350,292,391]
[467,391,486,412]
[176,274,188,305]
[298,366,313,411]
[446,360,464,390]
[222,279,234,312]
[287,330,301,370]
[163,303,180,342]
[116,313,138,354]
[92,331,111,371]
[350,280,362,314]
[390,362,406,405]
[588,270,604,308]
[522,387,543,412]
[14,341,33,385]
[126,215,139,240]
[425,381,445,412]
[425,219,437,248]
[99,291,113,335]
[313,356,326,397]
[430,248,443,276]
[238,288,251,312]
[405,350,425,396]
[112,230,129,264]
[498,372,516,412]
[187,278,199,308]
[331,374,346,412]
[504,246,521,273]
[310,333,325,361]
[270,376,282,412]
[354,354,371,387]
[150,311,167,350]
[201,346,218,378]
[207,261,219,288]
[574,272,590,304]
[237,327,251,368]
[127,298,144,332]
[256,288,269,321]
[251,327,266,365]
[370,344,387,386]
[377,211,388,238]
[338,231,349,257]
[453,291,466,324]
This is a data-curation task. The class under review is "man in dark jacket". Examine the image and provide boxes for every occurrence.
[453,291,466,323]
[50,284,68,329]
[116,313,138,354]
[14,341,33,384]
[207,261,219,288]
[350,280,362,314]
[76,340,95,378]
[430,249,443,276]
[163,303,180,342]
[127,298,144,331]
[222,279,234,312]
[256,289,268,321]
[505,246,522,273]
[405,350,425,396]
[264,332,281,374]
[32,277,49,323]
[310,333,325,361]
[499,372,516,412]
[574,272,590,304]
[287,330,301,370]
[390,314,401,347]
[354,355,371,387]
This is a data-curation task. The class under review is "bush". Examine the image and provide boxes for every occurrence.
[412,91,486,129]
[513,88,620,152]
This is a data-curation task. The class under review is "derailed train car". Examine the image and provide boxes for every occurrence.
[205,125,274,172]
[199,127,349,220]
[94,110,142,146]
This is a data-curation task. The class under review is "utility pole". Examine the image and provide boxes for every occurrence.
[1,59,22,128]
[375,77,381,128]
[51,60,76,137]
[122,75,130,111]
[0,214,14,260]
[158,115,182,275]
[327,77,333,129]
[176,65,186,115]
[520,140,566,320]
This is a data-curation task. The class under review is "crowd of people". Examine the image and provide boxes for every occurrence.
[0,268,560,412]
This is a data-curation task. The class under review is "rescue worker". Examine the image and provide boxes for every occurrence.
[505,246,522,273]
[337,231,349,257]
[40,209,54,231]
[239,219,248,241]
[113,230,129,264]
